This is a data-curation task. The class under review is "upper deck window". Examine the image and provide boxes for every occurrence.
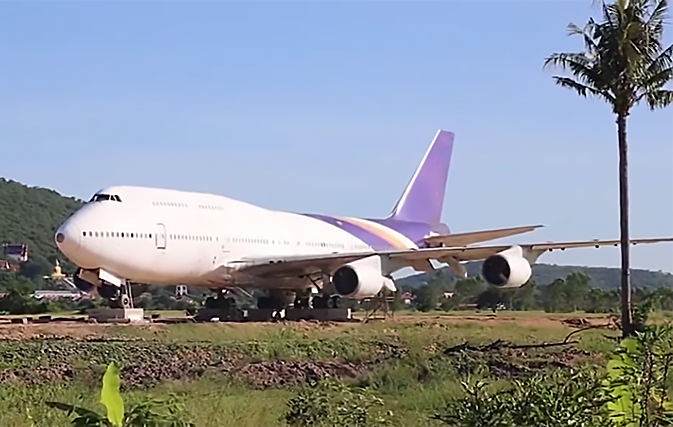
[89,194,122,203]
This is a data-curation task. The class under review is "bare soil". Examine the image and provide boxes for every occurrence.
[0,313,612,389]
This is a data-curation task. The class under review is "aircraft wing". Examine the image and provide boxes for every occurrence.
[424,224,544,247]
[231,237,673,278]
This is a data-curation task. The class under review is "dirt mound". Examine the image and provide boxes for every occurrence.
[445,343,599,380]
[0,359,366,389]
[234,360,366,388]
[0,364,75,385]
[0,324,114,341]
[561,318,592,328]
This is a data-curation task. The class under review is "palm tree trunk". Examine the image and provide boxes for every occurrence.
[617,113,633,337]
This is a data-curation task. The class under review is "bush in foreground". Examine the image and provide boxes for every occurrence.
[45,362,194,427]
[284,379,392,427]
[433,325,673,427]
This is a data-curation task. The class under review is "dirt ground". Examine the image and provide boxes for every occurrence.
[0,312,619,389]
[0,312,616,341]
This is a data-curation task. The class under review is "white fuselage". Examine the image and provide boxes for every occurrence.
[55,186,411,289]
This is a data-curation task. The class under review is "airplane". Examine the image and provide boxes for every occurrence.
[54,129,673,311]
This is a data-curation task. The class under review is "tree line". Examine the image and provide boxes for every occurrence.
[399,270,673,316]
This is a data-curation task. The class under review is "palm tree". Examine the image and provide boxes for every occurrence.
[544,0,673,337]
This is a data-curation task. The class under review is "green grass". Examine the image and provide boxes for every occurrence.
[0,310,635,427]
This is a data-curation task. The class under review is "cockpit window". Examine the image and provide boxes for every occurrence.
[89,194,122,203]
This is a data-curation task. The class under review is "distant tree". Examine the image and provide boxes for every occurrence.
[511,280,539,311]
[540,278,571,313]
[544,0,673,336]
[413,282,443,312]
[440,296,458,312]
[584,287,620,313]
[476,288,505,311]
[564,272,592,311]
[453,277,488,305]
[0,273,48,315]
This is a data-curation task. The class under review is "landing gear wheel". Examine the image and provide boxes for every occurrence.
[120,294,132,309]
[295,297,310,309]
[328,295,341,309]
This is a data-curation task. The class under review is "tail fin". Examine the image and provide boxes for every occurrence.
[388,129,454,224]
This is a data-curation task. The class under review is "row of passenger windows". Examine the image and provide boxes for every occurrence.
[81,230,371,251]
[83,231,152,239]
[82,231,218,242]
[152,201,188,208]
[198,204,225,211]
[90,195,225,210]
[170,234,217,242]
[229,237,364,250]
[150,201,226,211]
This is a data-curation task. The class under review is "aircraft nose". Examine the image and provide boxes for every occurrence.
[55,220,82,255]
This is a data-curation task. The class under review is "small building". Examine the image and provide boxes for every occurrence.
[401,292,414,304]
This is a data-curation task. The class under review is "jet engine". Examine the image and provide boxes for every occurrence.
[331,262,393,299]
[481,245,532,288]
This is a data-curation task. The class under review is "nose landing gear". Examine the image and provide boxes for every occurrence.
[98,281,134,309]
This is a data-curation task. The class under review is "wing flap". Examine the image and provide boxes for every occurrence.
[424,224,544,247]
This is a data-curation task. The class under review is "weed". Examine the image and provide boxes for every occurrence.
[46,362,194,427]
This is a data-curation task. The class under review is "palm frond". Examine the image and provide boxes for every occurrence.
[641,65,673,90]
[546,0,672,115]
[567,20,600,53]
[552,76,615,102]
[644,41,673,75]
[643,88,673,108]
[646,0,669,37]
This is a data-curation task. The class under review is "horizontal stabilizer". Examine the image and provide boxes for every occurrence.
[424,224,544,247]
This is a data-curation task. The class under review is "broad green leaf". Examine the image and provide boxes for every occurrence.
[100,362,125,427]
[620,338,639,354]
[607,384,639,427]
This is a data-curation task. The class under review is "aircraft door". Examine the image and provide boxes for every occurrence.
[221,236,230,256]
[212,236,229,266]
[155,223,167,249]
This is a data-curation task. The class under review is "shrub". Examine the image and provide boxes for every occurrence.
[284,379,392,427]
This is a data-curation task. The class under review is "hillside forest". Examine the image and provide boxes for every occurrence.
[1,176,672,315]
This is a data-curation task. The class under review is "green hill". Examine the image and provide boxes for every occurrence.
[396,261,673,290]
[1,176,671,291]
[0,178,83,279]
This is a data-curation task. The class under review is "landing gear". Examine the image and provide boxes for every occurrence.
[195,289,244,321]
[85,278,145,323]
[98,281,134,309]
[310,294,342,309]
[298,273,343,309]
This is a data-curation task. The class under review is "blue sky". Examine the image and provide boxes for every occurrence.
[1,1,671,273]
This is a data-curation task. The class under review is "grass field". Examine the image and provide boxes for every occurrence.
[0,310,628,427]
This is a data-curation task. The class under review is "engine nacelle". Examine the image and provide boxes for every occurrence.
[481,245,532,288]
[331,261,393,299]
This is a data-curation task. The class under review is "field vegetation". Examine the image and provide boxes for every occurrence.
[0,309,666,427]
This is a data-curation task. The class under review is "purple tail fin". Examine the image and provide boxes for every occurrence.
[388,129,454,225]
